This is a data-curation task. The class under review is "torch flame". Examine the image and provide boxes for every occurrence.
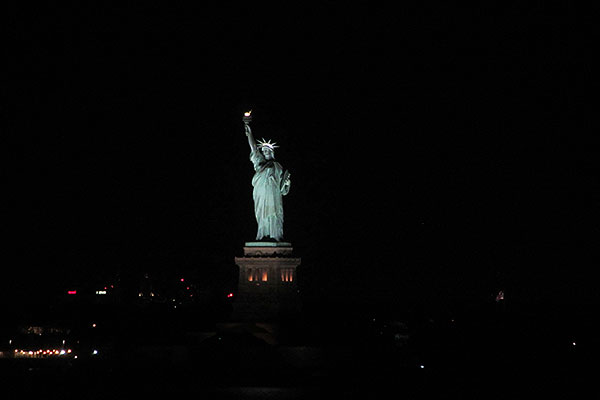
[244,110,252,117]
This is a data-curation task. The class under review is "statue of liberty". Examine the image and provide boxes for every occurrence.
[243,111,291,242]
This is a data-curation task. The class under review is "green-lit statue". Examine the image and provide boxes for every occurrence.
[243,111,291,241]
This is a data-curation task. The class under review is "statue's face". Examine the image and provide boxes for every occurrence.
[262,147,274,160]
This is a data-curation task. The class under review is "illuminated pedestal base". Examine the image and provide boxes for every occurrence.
[233,242,301,321]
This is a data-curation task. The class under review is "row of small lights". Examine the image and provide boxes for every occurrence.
[70,278,215,297]
[12,348,100,358]
[14,349,73,357]
[71,279,188,295]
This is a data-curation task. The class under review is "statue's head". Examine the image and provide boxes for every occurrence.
[257,138,278,160]
[261,147,275,160]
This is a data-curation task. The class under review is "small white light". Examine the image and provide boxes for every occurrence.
[60,350,66,355]
[74,355,78,359]
[572,342,576,346]
[92,349,98,355]
[420,365,425,369]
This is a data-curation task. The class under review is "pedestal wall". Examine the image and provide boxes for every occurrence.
[233,243,301,321]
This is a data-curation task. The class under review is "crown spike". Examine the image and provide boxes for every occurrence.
[257,138,279,150]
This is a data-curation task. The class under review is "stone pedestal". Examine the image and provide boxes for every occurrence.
[233,242,301,321]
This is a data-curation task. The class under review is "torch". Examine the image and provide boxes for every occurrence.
[243,110,252,125]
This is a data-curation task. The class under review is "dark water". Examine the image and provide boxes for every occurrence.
[1,303,595,398]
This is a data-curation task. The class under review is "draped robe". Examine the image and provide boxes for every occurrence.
[250,149,288,241]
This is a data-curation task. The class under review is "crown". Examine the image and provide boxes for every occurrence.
[257,138,279,150]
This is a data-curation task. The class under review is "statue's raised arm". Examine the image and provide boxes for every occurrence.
[243,111,257,153]
[245,123,257,153]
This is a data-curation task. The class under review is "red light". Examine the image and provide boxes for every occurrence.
[180,278,184,282]
[227,293,234,298]
[186,286,190,290]
[67,290,77,295]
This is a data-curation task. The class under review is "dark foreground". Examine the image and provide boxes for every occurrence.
[1,302,596,399]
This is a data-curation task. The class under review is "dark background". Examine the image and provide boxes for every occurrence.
[4,4,595,308]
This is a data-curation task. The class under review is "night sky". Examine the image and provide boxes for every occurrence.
[5,4,595,307]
